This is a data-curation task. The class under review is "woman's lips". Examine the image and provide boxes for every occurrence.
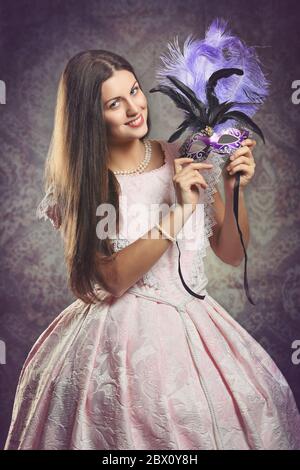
[126,114,144,127]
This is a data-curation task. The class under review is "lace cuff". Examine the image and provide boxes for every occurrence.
[36,184,62,230]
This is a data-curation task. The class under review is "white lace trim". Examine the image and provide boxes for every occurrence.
[202,151,226,244]
[189,151,226,285]
[36,184,61,230]
[111,238,130,252]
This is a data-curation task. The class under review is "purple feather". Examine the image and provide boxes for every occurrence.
[154,18,270,132]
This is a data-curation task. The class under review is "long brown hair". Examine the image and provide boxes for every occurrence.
[43,50,152,304]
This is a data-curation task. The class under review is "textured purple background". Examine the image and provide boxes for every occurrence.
[1,0,300,449]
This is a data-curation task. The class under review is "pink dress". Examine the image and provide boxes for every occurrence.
[4,139,300,450]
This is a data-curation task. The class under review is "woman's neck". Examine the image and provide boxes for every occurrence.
[108,138,146,172]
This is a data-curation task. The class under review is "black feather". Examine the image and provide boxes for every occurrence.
[165,75,207,122]
[218,110,265,143]
[209,101,237,125]
[167,120,191,143]
[149,84,194,115]
[206,68,244,111]
[210,99,258,125]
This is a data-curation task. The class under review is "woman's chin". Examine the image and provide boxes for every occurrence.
[125,125,148,139]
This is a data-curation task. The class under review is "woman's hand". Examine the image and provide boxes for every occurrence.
[173,157,213,211]
[222,138,257,191]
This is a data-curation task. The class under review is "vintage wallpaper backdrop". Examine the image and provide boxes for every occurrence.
[0,0,300,449]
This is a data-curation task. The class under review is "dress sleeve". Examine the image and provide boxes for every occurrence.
[36,184,62,230]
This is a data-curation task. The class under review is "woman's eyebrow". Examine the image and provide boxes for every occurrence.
[105,80,138,105]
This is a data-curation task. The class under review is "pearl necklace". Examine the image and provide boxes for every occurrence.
[112,138,152,175]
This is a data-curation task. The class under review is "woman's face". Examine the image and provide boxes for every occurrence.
[101,70,148,144]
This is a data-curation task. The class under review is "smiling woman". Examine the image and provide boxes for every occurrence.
[5,47,300,451]
[35,50,152,304]
[102,69,149,170]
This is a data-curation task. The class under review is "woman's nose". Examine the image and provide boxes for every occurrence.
[126,100,139,114]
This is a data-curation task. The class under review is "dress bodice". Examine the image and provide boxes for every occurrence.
[108,139,222,305]
[36,138,225,305]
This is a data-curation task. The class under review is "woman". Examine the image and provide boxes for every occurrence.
[5,49,300,450]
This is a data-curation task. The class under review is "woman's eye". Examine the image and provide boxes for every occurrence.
[109,86,139,109]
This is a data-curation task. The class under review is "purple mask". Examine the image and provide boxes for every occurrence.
[181,126,250,162]
[149,18,270,306]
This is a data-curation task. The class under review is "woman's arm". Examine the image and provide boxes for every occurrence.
[96,203,195,297]
[213,186,249,266]
[210,138,256,266]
